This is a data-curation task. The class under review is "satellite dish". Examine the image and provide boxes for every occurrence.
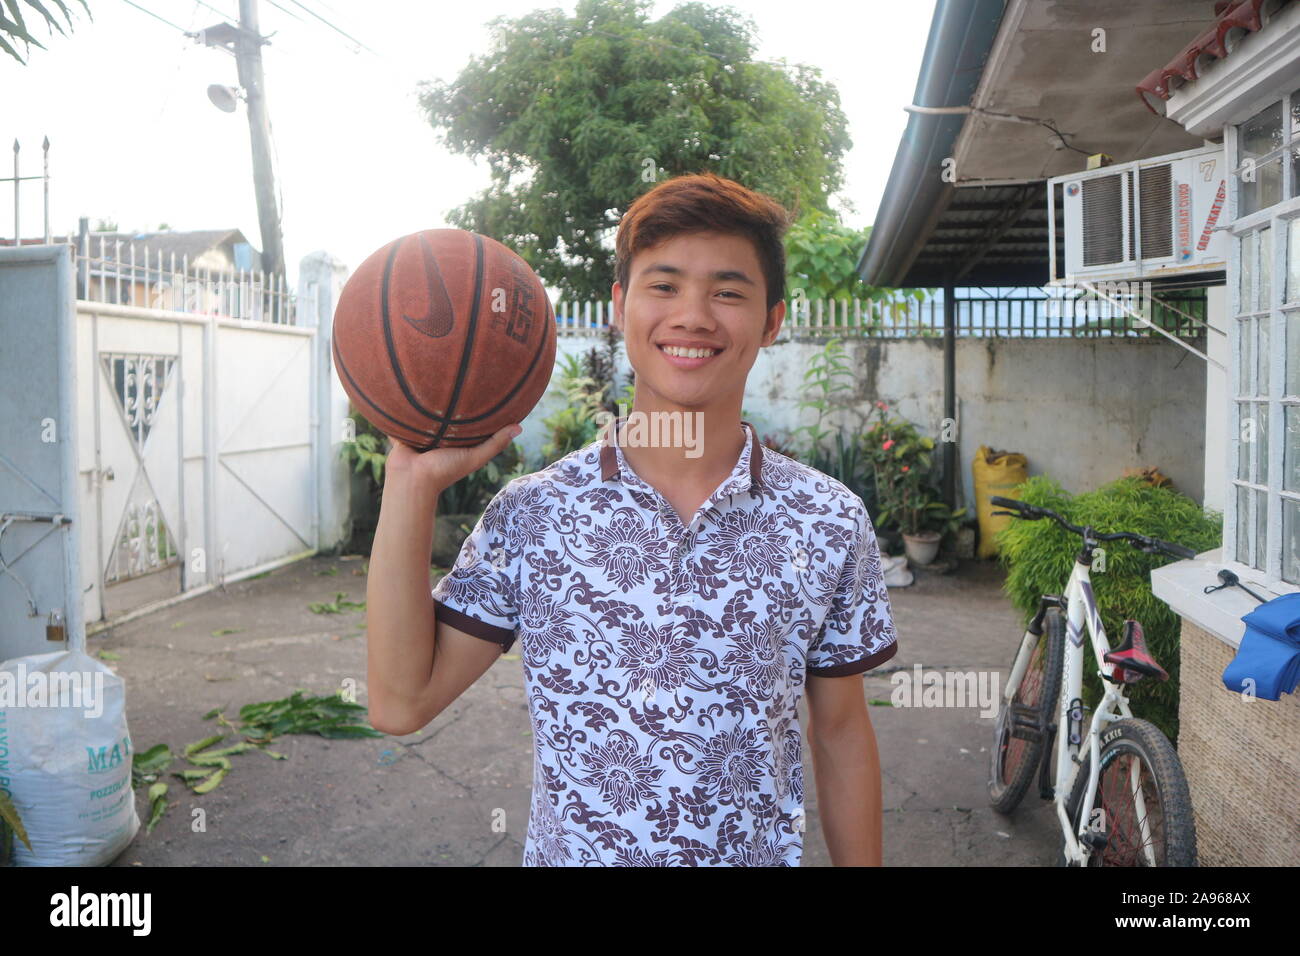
[206,84,241,113]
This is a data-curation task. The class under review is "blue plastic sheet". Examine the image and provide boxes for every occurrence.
[1221,592,1300,701]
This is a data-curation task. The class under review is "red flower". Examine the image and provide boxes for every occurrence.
[901,464,910,473]
[882,438,895,451]
[875,400,888,410]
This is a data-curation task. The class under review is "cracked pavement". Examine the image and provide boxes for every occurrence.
[103,554,1060,866]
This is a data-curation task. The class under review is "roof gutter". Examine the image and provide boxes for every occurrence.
[856,0,1008,288]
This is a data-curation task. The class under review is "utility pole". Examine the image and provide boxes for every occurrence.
[201,1,284,277]
[236,0,283,278]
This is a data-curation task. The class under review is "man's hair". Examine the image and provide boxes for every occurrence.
[614,173,792,311]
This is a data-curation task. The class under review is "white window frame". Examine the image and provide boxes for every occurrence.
[1224,87,1300,594]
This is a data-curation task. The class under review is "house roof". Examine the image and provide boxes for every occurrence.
[859,0,1217,289]
[1137,0,1275,114]
[82,228,261,269]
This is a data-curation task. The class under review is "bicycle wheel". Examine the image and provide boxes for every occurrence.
[1063,718,1198,866]
[989,606,1064,814]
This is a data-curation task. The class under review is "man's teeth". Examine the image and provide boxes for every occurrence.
[661,345,719,358]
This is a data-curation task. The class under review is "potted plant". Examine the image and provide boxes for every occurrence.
[886,482,944,566]
[918,499,968,563]
[864,401,963,566]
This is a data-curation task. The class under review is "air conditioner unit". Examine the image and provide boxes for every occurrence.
[1049,145,1227,285]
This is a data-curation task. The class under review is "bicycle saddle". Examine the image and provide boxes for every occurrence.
[1103,620,1170,683]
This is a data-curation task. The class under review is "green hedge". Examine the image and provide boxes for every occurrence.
[996,475,1223,744]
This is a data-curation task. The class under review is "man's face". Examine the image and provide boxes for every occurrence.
[612,230,785,414]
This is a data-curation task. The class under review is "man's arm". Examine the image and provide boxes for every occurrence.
[805,674,882,866]
[365,428,518,737]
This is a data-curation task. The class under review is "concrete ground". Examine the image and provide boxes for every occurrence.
[102,553,1061,867]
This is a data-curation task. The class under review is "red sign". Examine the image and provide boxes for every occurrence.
[1176,182,1192,261]
[1197,179,1226,251]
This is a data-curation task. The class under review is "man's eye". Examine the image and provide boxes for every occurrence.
[651,283,673,292]
[718,290,742,299]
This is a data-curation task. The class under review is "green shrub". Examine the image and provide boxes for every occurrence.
[338,404,521,552]
[538,352,608,465]
[791,337,875,513]
[339,407,389,493]
[438,441,521,515]
[996,475,1222,744]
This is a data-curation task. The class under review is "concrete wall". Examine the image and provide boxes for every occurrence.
[519,331,1211,512]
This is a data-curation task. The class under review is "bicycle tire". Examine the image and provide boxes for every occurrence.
[989,605,1065,814]
[1062,717,1198,867]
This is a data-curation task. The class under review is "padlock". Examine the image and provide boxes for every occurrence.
[46,608,66,642]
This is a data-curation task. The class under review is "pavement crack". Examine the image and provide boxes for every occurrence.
[405,746,476,796]
[409,706,470,746]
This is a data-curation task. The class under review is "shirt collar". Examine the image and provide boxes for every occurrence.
[599,415,764,492]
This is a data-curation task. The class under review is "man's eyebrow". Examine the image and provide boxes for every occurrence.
[640,263,757,285]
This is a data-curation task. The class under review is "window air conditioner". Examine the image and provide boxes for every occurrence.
[1048,145,1227,285]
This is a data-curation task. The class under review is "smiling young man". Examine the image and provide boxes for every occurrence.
[367,173,898,866]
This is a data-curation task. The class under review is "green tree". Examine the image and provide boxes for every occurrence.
[419,0,852,301]
[784,211,874,302]
[1,0,90,64]
[783,209,932,331]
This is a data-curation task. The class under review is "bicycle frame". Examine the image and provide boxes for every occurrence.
[1001,549,1159,866]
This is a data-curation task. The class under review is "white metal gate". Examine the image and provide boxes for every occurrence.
[67,238,350,631]
[75,274,323,627]
[88,342,186,619]
[2,235,380,644]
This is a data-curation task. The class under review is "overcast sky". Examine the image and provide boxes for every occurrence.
[3,0,935,288]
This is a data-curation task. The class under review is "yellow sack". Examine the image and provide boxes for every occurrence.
[973,445,1029,559]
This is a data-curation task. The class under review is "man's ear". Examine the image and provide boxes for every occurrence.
[762,298,786,346]
[612,281,625,332]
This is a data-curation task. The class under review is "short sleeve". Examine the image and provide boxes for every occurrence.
[431,484,520,653]
[807,497,899,677]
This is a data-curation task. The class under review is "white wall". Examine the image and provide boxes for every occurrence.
[1202,285,1229,514]
[518,332,1213,514]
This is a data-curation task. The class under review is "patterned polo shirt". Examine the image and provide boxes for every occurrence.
[430,415,899,866]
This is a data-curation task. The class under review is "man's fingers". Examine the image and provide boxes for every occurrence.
[472,424,519,469]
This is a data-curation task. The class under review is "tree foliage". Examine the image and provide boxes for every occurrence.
[419,0,852,301]
[0,0,90,64]
[784,211,875,302]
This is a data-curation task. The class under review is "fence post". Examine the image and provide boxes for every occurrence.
[300,251,351,553]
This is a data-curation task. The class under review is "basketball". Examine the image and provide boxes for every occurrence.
[332,228,557,451]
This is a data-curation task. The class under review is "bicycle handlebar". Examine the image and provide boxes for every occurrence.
[989,495,1197,560]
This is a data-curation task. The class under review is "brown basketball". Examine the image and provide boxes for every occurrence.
[332,228,556,451]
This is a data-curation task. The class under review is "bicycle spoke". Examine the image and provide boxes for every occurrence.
[999,641,1045,785]
[1097,754,1166,866]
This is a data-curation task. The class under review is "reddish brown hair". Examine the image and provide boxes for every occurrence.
[615,173,792,311]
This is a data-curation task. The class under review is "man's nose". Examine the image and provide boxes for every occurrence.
[671,292,718,330]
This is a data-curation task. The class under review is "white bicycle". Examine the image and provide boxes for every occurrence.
[986,495,1199,867]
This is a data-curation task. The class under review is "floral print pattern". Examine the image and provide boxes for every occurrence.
[431,417,898,865]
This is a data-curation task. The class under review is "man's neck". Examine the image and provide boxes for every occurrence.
[614,400,745,493]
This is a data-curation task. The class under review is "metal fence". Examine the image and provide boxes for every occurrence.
[79,233,296,323]
[553,289,1211,339]
[23,233,301,324]
[42,232,1213,339]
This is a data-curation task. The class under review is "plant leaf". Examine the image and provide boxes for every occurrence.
[0,788,32,852]
[183,734,226,757]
